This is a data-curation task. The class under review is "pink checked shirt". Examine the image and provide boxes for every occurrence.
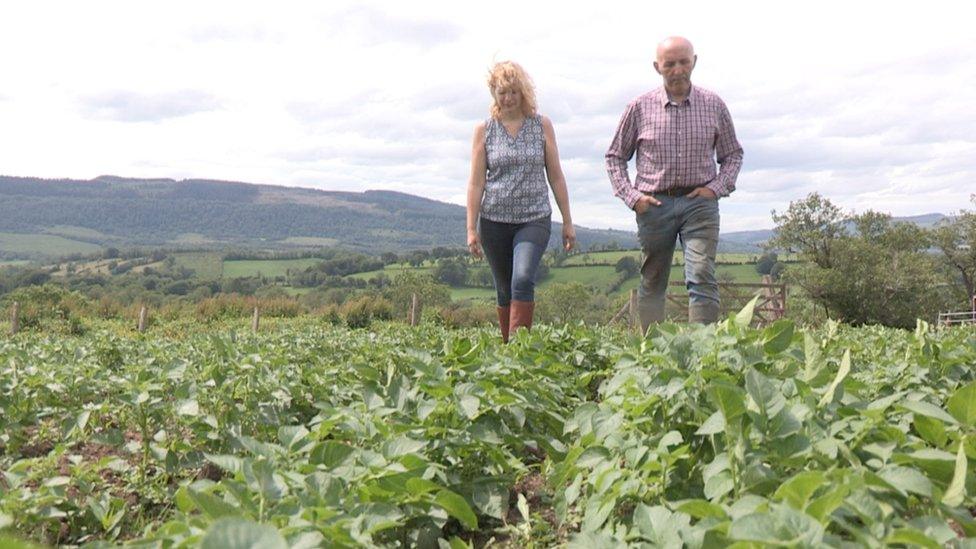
[606,85,743,209]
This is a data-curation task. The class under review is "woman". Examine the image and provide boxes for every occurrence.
[466,61,575,343]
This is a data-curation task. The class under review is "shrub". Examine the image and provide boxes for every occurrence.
[432,302,496,328]
[341,295,393,329]
[1,284,90,334]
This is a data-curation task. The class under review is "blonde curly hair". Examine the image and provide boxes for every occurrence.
[487,60,537,118]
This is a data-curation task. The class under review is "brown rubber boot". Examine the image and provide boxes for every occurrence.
[509,300,535,337]
[497,305,511,343]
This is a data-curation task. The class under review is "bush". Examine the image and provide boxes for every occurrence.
[341,295,393,329]
[1,284,90,334]
[195,294,303,321]
[316,304,344,326]
[432,302,496,328]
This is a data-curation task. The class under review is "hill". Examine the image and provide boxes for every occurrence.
[0,175,948,259]
[0,175,635,259]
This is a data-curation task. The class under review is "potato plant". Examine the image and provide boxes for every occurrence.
[0,304,974,548]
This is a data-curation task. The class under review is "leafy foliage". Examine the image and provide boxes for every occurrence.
[1,313,974,547]
[772,194,953,327]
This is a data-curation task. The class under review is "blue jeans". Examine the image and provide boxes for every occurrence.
[479,215,551,306]
[636,195,720,327]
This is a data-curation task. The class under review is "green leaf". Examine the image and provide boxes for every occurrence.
[310,441,356,468]
[249,460,286,502]
[447,537,472,549]
[708,382,746,420]
[0,534,44,549]
[879,466,933,498]
[773,471,825,509]
[728,507,824,545]
[704,471,734,500]
[947,382,976,427]
[186,488,241,519]
[517,492,530,523]
[405,477,441,496]
[695,410,725,436]
[884,528,942,549]
[802,332,824,382]
[205,454,244,475]
[277,425,309,451]
[746,368,785,419]
[818,349,850,407]
[382,436,426,458]
[435,490,478,530]
[676,499,728,520]
[942,437,968,507]
[176,399,199,417]
[199,518,287,549]
[472,482,508,520]
[761,320,795,355]
[735,295,759,328]
[914,415,948,447]
[577,446,611,468]
[899,400,959,426]
[458,394,480,419]
[632,504,686,548]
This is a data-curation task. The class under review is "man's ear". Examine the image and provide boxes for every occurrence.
[692,54,698,69]
[653,61,661,75]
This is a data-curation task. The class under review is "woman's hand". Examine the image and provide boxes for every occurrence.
[467,230,483,259]
[562,223,576,251]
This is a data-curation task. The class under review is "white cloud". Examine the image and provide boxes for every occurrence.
[0,0,973,236]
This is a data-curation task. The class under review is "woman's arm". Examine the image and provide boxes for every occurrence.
[466,122,488,258]
[541,116,576,251]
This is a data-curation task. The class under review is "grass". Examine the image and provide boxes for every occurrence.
[278,237,340,247]
[0,232,103,257]
[172,252,224,279]
[450,287,496,301]
[346,264,436,281]
[561,250,765,266]
[43,225,110,240]
[222,259,323,279]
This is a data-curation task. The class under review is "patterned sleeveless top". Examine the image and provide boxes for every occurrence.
[481,114,552,223]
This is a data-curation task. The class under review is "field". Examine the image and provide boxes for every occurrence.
[222,259,323,279]
[171,253,224,279]
[0,232,103,258]
[560,251,780,267]
[1,312,974,547]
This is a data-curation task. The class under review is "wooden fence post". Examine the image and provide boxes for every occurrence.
[138,306,148,333]
[252,307,260,333]
[409,293,422,326]
[10,301,19,335]
[628,289,639,332]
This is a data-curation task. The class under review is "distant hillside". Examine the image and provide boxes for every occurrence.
[0,175,948,260]
[717,213,952,253]
[0,175,636,259]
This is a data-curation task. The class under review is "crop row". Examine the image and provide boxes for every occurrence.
[1,305,974,547]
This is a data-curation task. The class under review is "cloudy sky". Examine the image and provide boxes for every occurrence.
[2,1,974,233]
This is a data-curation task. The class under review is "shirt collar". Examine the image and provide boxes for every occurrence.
[659,85,696,107]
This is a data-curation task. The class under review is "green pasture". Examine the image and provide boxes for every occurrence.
[171,252,224,279]
[42,225,111,240]
[222,258,323,279]
[562,249,766,267]
[449,286,496,301]
[0,232,103,258]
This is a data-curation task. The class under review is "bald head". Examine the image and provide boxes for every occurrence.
[654,36,697,98]
[656,36,695,63]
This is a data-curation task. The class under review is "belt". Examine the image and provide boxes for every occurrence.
[643,186,699,197]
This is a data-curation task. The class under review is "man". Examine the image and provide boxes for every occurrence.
[606,36,743,331]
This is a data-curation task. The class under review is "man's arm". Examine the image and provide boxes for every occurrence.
[704,98,743,198]
[606,101,645,209]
